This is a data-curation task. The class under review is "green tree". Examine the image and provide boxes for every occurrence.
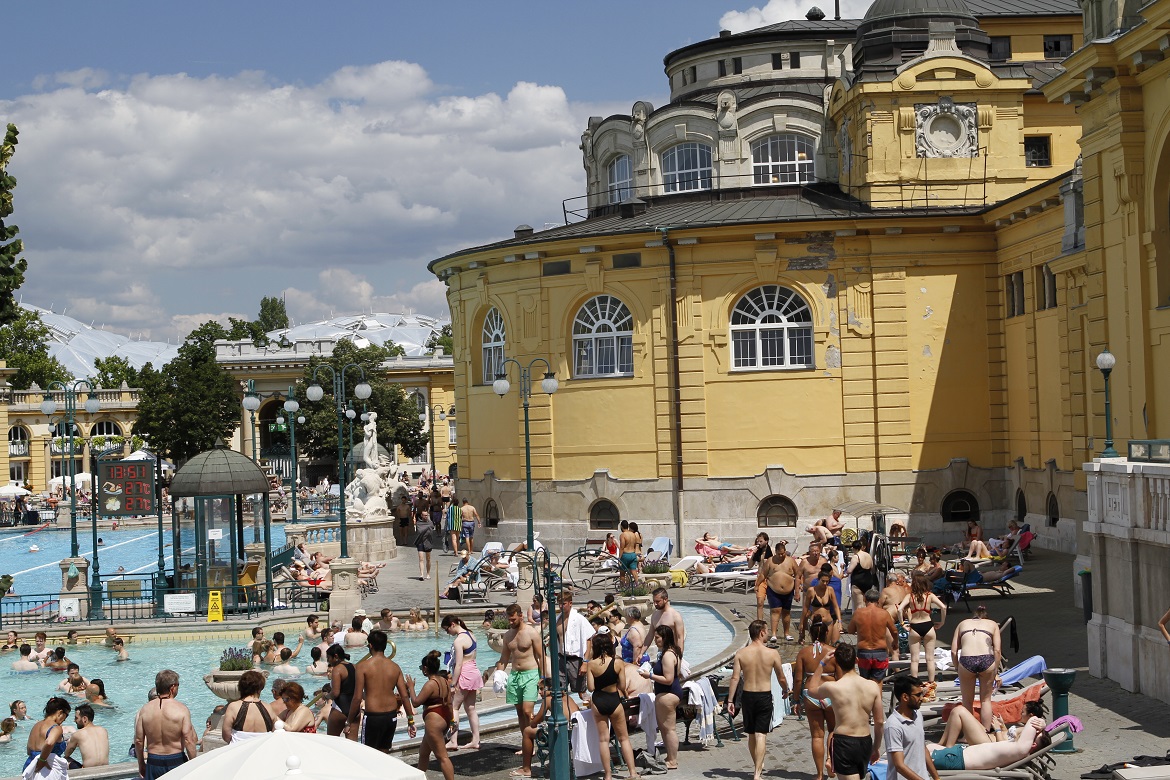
[0,124,26,327]
[0,308,70,389]
[227,316,267,345]
[257,295,289,332]
[91,355,140,388]
[426,324,453,355]
[132,321,241,463]
[295,339,426,464]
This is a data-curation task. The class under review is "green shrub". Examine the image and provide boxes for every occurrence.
[642,562,669,575]
[218,647,253,671]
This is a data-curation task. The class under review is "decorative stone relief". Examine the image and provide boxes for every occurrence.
[716,90,740,162]
[839,120,853,174]
[914,98,978,158]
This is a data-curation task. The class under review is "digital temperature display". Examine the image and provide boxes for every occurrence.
[97,462,157,517]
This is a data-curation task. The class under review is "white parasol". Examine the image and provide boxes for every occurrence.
[48,473,94,487]
[164,725,425,780]
[123,449,175,471]
[0,484,31,497]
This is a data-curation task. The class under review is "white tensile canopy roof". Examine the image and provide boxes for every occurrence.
[165,727,426,780]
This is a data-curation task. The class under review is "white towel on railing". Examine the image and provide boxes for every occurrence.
[681,678,718,745]
[571,710,604,776]
[637,692,659,753]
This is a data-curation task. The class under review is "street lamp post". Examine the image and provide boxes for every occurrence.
[492,358,559,551]
[421,404,448,484]
[41,381,101,614]
[493,357,563,779]
[1096,348,1119,457]
[242,380,262,463]
[275,386,305,525]
[306,364,372,559]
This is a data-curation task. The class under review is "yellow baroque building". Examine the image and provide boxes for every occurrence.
[428,0,1137,562]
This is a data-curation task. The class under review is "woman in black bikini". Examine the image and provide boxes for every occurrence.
[800,564,843,644]
[846,539,876,613]
[406,651,454,780]
[791,618,837,780]
[586,632,639,780]
[896,571,948,697]
[951,604,1001,731]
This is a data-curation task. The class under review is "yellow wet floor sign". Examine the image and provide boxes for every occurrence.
[208,590,223,622]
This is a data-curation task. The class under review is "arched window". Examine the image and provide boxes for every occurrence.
[941,490,980,522]
[608,155,632,204]
[481,308,506,385]
[1015,489,1027,522]
[589,499,621,530]
[1046,492,1060,528]
[50,422,81,438]
[8,426,29,458]
[751,134,816,184]
[91,420,122,438]
[757,495,798,527]
[662,142,712,193]
[730,285,814,369]
[484,498,500,528]
[573,295,634,378]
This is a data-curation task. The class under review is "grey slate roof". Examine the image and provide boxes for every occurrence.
[964,0,1080,14]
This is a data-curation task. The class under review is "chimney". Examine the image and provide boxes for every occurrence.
[514,224,534,239]
[719,29,731,37]
[619,197,648,219]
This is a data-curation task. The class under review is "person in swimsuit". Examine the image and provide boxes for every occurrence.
[57,663,89,695]
[406,651,454,780]
[757,541,801,642]
[134,670,196,780]
[277,682,316,733]
[727,619,791,780]
[806,644,884,780]
[619,607,648,665]
[326,644,356,739]
[618,521,640,586]
[801,564,844,644]
[897,572,948,696]
[348,629,415,752]
[641,624,684,770]
[792,619,838,780]
[24,697,70,774]
[928,712,1050,771]
[951,605,1001,731]
[847,540,877,613]
[221,670,275,743]
[586,632,639,780]
[441,616,483,751]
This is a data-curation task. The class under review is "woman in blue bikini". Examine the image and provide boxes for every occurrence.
[951,604,1002,732]
[24,697,71,774]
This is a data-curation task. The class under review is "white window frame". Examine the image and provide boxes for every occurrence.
[573,295,635,378]
[662,142,712,193]
[730,285,815,370]
[607,155,632,204]
[91,420,122,437]
[481,308,506,385]
[751,134,816,185]
[448,418,457,446]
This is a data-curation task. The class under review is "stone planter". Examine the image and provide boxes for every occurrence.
[616,594,653,618]
[486,628,508,654]
[203,669,269,702]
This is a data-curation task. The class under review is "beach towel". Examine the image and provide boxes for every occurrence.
[941,681,1045,724]
[571,710,604,777]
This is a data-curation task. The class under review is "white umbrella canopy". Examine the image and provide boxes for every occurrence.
[165,727,426,780]
[123,449,176,471]
[48,473,93,487]
[0,484,31,497]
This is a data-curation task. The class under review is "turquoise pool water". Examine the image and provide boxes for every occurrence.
[1,526,288,597]
[0,603,734,778]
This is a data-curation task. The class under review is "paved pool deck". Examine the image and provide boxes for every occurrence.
[360,541,1170,780]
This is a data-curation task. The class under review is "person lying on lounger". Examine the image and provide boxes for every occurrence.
[928,705,1050,770]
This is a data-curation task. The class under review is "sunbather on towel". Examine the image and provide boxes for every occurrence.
[938,701,1046,747]
[927,713,1050,770]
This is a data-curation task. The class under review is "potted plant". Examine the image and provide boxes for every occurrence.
[641,561,671,590]
[203,647,268,701]
[486,614,511,653]
[616,582,654,616]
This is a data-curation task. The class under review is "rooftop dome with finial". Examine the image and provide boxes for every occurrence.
[852,0,989,79]
[169,439,271,497]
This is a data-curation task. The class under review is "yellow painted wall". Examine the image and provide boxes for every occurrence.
[979,18,1083,61]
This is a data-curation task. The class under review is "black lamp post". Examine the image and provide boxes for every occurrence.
[421,403,448,484]
[1096,348,1119,458]
[275,386,305,524]
[306,364,372,559]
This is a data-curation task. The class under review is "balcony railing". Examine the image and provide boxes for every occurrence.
[8,441,29,457]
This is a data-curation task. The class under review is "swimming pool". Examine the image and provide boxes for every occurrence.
[1,525,288,597]
[0,604,734,778]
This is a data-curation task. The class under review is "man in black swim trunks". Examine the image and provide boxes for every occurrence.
[756,541,801,642]
[806,644,883,780]
[348,630,416,752]
[133,670,196,780]
[727,620,790,780]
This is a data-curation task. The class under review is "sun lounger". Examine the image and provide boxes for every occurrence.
[949,565,1025,611]
[692,568,758,593]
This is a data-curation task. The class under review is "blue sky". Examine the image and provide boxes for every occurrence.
[0,0,855,340]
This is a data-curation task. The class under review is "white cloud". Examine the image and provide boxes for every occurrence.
[3,60,586,339]
[720,0,871,32]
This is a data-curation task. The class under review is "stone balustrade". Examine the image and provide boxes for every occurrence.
[285,517,398,562]
[1084,457,1170,704]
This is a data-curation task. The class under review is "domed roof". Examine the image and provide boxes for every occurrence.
[170,442,271,497]
[862,0,977,23]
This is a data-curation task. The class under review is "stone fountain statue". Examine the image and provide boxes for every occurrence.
[344,413,408,519]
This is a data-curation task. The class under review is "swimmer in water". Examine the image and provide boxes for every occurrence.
[86,679,112,708]
[113,638,129,662]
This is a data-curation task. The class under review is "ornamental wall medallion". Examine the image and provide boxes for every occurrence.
[914,98,978,158]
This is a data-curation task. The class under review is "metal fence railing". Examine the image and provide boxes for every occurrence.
[0,580,327,627]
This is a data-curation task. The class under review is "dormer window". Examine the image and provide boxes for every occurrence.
[607,155,633,204]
